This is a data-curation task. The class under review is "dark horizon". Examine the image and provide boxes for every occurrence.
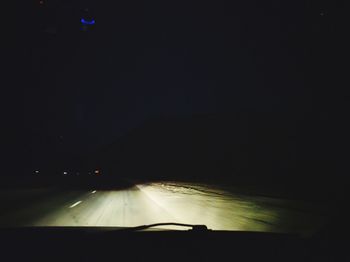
[2,0,347,188]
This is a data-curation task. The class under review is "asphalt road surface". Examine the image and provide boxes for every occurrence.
[0,182,328,234]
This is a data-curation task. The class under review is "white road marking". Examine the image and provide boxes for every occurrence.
[91,190,96,194]
[69,201,82,208]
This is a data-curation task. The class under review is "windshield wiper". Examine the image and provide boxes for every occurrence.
[117,223,209,232]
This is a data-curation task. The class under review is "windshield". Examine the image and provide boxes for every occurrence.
[1,0,345,234]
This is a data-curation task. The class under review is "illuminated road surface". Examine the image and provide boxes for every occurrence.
[0,182,327,234]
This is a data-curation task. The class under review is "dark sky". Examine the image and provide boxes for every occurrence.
[3,0,346,174]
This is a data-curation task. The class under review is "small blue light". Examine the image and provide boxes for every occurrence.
[81,18,95,25]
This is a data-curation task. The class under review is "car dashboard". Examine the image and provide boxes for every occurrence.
[1,226,344,262]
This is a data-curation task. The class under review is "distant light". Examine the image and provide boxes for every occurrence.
[39,0,44,5]
[81,18,95,25]
[35,170,39,174]
[63,171,68,175]
[94,170,100,175]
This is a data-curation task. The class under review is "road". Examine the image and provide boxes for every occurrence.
[0,182,328,234]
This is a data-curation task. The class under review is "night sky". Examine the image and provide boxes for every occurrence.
[2,0,347,178]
